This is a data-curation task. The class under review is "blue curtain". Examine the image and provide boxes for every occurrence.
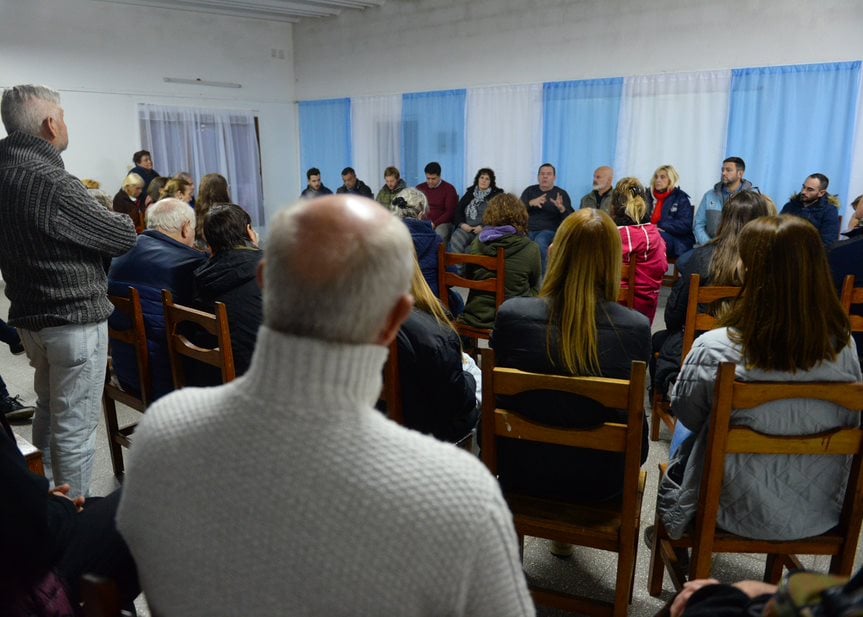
[726,62,861,208]
[543,78,623,200]
[401,90,466,190]
[298,98,351,194]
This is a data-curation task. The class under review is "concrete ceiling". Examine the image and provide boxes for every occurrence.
[93,0,386,23]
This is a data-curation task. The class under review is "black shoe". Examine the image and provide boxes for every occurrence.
[0,394,35,422]
[9,342,24,355]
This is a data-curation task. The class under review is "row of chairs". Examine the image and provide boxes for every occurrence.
[102,288,235,476]
[480,348,863,615]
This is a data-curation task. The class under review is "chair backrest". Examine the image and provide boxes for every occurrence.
[107,286,152,406]
[681,274,742,359]
[437,243,506,315]
[480,348,646,521]
[692,361,863,570]
[381,337,404,425]
[162,289,236,388]
[618,260,637,309]
[840,275,863,333]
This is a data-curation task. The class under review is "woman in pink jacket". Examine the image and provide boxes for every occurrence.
[612,177,667,323]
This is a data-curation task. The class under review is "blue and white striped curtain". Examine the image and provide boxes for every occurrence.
[726,62,861,209]
[296,61,863,212]
[542,78,622,199]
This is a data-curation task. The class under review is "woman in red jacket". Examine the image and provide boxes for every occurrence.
[612,177,667,324]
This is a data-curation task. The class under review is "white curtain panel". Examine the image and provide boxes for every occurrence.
[614,70,732,206]
[138,104,265,226]
[466,84,543,195]
[846,76,863,227]
[350,94,402,191]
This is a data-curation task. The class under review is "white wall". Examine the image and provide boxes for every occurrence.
[293,0,863,99]
[0,0,298,224]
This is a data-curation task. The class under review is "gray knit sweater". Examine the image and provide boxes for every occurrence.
[118,327,535,616]
[0,132,137,329]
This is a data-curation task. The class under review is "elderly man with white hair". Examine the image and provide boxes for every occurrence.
[0,84,137,497]
[108,198,207,400]
[117,194,534,617]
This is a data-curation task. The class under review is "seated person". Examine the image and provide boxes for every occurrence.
[194,203,263,377]
[645,164,695,259]
[652,191,769,400]
[780,173,840,247]
[492,208,651,504]
[659,215,861,541]
[108,198,207,399]
[448,168,503,254]
[112,172,145,231]
[0,412,139,613]
[612,177,667,324]
[391,188,464,316]
[460,193,541,331]
[375,165,406,209]
[388,257,479,443]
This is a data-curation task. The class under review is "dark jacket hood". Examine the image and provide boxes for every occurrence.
[194,247,263,297]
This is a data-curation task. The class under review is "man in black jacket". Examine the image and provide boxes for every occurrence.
[194,203,263,376]
[336,166,374,198]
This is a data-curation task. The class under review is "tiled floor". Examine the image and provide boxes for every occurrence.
[4,283,861,616]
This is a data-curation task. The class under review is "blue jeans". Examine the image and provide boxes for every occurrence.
[20,321,108,498]
[529,229,556,272]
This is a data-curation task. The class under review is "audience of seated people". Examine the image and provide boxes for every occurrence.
[612,176,668,323]
[460,192,541,332]
[6,83,863,616]
[658,215,860,541]
[652,190,772,401]
[116,194,533,616]
[492,208,651,504]
[449,167,504,254]
[645,164,695,259]
[387,257,480,443]
[108,198,207,399]
[193,203,263,377]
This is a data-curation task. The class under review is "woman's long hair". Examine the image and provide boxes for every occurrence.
[196,173,231,240]
[410,257,458,338]
[541,208,621,375]
[611,177,649,225]
[722,215,850,372]
[708,191,771,287]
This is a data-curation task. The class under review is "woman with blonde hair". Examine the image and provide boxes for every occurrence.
[460,192,541,331]
[388,257,479,443]
[113,173,146,230]
[646,164,695,259]
[492,208,651,508]
[660,215,860,541]
[612,177,667,324]
[162,177,194,204]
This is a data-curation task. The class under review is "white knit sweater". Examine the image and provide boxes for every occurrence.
[117,326,534,616]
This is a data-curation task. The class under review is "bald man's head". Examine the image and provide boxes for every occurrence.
[262,195,414,344]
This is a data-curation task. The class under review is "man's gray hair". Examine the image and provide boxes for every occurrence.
[147,198,195,232]
[1,85,62,136]
[264,202,413,344]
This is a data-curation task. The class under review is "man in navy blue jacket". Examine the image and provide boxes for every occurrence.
[781,173,841,247]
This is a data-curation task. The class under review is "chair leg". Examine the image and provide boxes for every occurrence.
[829,546,857,577]
[647,509,666,597]
[650,404,661,441]
[102,395,125,477]
[763,554,785,583]
[613,530,638,616]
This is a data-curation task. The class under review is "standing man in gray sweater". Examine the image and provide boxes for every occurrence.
[0,85,137,498]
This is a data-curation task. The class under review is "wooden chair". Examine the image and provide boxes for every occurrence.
[15,432,44,476]
[617,260,637,309]
[437,243,505,354]
[650,274,741,441]
[162,290,236,388]
[648,361,863,595]
[81,574,132,617]
[102,287,151,477]
[840,274,863,332]
[662,258,680,288]
[481,348,647,617]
